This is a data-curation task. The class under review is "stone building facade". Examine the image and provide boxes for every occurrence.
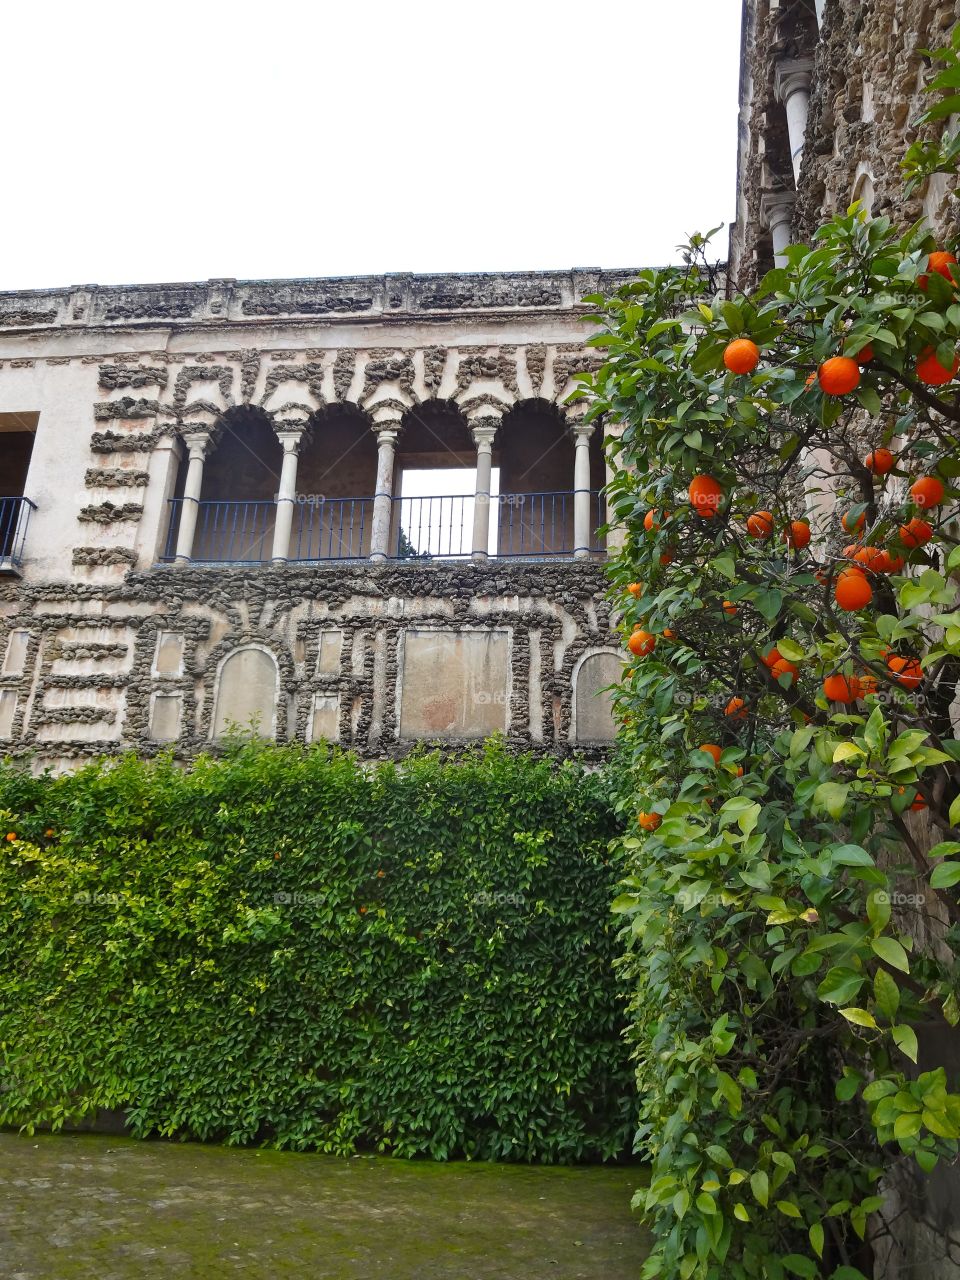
[0,271,634,770]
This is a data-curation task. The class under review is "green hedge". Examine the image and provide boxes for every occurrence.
[0,740,633,1161]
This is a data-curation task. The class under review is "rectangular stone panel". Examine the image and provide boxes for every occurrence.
[399,629,510,740]
[0,691,17,738]
[315,630,342,675]
[2,631,30,677]
[153,631,184,677]
[309,694,340,742]
[149,693,182,741]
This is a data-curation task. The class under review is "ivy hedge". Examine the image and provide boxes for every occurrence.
[0,740,634,1161]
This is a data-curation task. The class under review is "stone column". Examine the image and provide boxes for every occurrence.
[174,431,213,563]
[774,58,814,183]
[370,422,400,561]
[470,417,500,560]
[761,192,796,269]
[271,424,307,562]
[571,419,595,560]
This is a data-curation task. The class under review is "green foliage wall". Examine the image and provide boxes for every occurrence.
[0,741,633,1161]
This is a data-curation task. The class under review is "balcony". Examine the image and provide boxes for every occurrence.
[159,491,606,564]
[0,496,37,574]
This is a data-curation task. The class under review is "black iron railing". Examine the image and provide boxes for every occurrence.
[0,496,37,569]
[160,492,605,564]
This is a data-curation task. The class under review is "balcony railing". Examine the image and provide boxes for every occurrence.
[160,491,605,564]
[0,496,37,572]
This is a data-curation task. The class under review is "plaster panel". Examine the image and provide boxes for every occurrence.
[398,628,510,739]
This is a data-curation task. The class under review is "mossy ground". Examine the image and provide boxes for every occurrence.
[0,1133,648,1278]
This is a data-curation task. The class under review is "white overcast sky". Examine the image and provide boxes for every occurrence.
[3,1,742,291]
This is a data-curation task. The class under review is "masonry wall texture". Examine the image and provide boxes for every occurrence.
[0,270,636,771]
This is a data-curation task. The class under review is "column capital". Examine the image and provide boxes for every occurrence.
[274,423,309,451]
[568,418,595,445]
[760,190,796,231]
[471,418,499,450]
[774,57,814,105]
[372,422,400,447]
[181,429,215,460]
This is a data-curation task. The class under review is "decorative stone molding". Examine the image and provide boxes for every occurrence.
[84,468,151,489]
[77,502,144,524]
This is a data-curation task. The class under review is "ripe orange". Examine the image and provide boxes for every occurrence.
[725,696,747,720]
[746,510,774,539]
[858,673,878,696]
[760,646,782,669]
[689,474,723,518]
[627,582,643,597]
[835,567,873,611]
[878,550,905,573]
[699,743,722,764]
[784,520,811,549]
[855,343,874,364]
[660,551,674,565]
[723,338,760,374]
[910,475,945,509]
[865,447,895,476]
[841,508,866,534]
[818,356,861,396]
[916,347,960,385]
[853,545,885,572]
[770,658,799,686]
[662,628,676,639]
[899,517,932,548]
[909,795,928,812]
[637,811,662,831]
[628,629,656,657]
[823,674,859,703]
[841,543,861,559]
[644,509,668,532]
[887,655,923,688]
[918,250,958,290]
[722,600,738,616]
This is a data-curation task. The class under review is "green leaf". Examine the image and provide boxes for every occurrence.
[874,968,901,1021]
[750,1170,769,1207]
[814,783,850,819]
[930,861,960,889]
[809,1223,825,1259]
[840,1007,878,1028]
[871,936,910,973]
[892,1024,919,1062]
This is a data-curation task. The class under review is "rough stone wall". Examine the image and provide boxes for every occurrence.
[729,0,959,288]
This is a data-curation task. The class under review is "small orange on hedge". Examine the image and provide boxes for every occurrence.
[725,696,747,720]
[699,743,722,764]
[823,674,859,703]
[723,338,760,374]
[722,600,738,616]
[5,832,15,842]
[899,517,932,548]
[835,567,873,611]
[626,582,643,597]
[916,346,960,385]
[770,658,799,686]
[662,628,676,639]
[865,447,895,476]
[689,474,724,518]
[660,551,674,565]
[784,520,811,549]
[746,510,774,539]
[818,356,861,396]
[628,629,656,657]
[637,811,662,831]
[910,475,945,509]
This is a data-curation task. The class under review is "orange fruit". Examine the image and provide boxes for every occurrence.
[916,347,960,385]
[637,811,662,831]
[918,251,958,290]
[689,474,723,518]
[909,795,928,812]
[841,509,866,534]
[818,356,861,396]
[770,658,799,686]
[858,673,878,696]
[644,509,668,532]
[660,551,674,565]
[5,832,15,842]
[853,545,885,572]
[628,629,656,657]
[887,655,923,688]
[746,510,774,539]
[783,520,811,549]
[899,517,932,548]
[699,743,722,764]
[662,628,676,639]
[722,600,737,616]
[735,766,744,777]
[910,475,945,509]
[878,550,905,573]
[725,696,747,720]
[627,582,643,597]
[865,447,895,476]
[823,674,859,703]
[841,543,861,560]
[835,567,873,611]
[854,343,874,364]
[723,338,760,374]
[760,646,782,669]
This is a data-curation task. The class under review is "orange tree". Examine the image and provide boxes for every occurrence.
[577,27,960,1280]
